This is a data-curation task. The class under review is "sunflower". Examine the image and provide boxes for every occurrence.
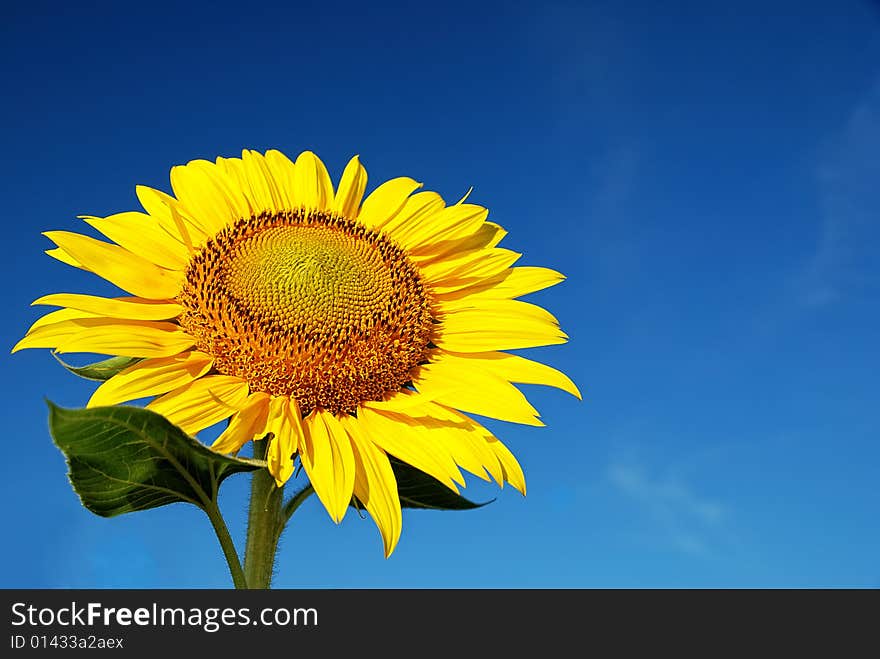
[14,150,579,556]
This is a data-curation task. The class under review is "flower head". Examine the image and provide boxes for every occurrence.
[14,150,580,556]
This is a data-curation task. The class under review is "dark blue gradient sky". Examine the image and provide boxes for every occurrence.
[2,0,878,587]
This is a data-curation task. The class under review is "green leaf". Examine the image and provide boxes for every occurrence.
[389,456,492,510]
[47,402,262,517]
[52,354,143,381]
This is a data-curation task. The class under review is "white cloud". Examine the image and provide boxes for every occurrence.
[607,458,727,557]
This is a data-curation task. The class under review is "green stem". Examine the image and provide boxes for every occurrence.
[204,500,248,589]
[243,438,285,589]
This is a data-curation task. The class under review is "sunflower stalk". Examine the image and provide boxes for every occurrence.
[243,438,287,589]
[205,500,249,589]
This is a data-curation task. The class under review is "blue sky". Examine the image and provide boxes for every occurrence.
[1,0,878,588]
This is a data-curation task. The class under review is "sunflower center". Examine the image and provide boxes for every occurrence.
[225,225,394,333]
[178,210,434,415]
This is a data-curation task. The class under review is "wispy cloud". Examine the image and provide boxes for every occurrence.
[798,77,880,308]
[607,457,727,557]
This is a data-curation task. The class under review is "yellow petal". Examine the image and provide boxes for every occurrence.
[413,357,543,426]
[32,293,182,321]
[434,328,567,352]
[242,150,284,213]
[433,406,505,485]
[438,297,560,324]
[135,185,208,247]
[487,436,526,495]
[286,397,307,448]
[263,150,297,210]
[293,151,334,211]
[484,221,507,248]
[424,403,523,493]
[88,351,213,407]
[170,162,238,236]
[371,393,504,484]
[357,405,464,490]
[381,191,446,239]
[81,212,189,270]
[422,248,522,288]
[438,350,580,399]
[45,247,87,270]
[14,317,192,357]
[187,159,254,219]
[267,437,294,486]
[214,157,248,200]
[396,203,488,250]
[340,415,402,557]
[356,177,422,230]
[333,155,368,218]
[454,186,474,205]
[264,397,300,486]
[300,410,356,523]
[55,321,195,357]
[25,307,99,332]
[12,310,101,352]
[434,266,564,302]
[43,231,182,299]
[147,375,250,435]
[212,392,271,454]
[408,221,508,263]
[435,300,568,352]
